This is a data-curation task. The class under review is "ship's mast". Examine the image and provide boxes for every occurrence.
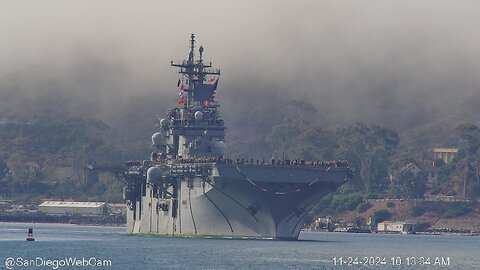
[171,34,220,108]
[187,34,195,107]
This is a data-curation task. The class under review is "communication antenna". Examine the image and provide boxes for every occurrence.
[171,34,220,108]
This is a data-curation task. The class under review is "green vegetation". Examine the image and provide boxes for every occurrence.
[390,171,426,201]
[411,206,425,217]
[353,216,366,227]
[468,183,480,201]
[313,192,365,216]
[372,209,392,223]
[0,118,125,202]
[442,202,472,218]
[1,97,480,223]
[356,202,372,213]
[103,181,124,203]
[415,222,431,232]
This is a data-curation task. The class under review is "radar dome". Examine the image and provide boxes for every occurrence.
[194,111,204,120]
[160,118,168,127]
[147,167,162,184]
[151,132,164,146]
[213,140,226,155]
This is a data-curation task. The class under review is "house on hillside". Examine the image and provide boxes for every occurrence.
[433,148,458,165]
[392,161,439,188]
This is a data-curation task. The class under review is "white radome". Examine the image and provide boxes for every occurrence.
[160,118,168,127]
[146,167,162,183]
[151,132,163,146]
[194,111,204,120]
[213,140,226,155]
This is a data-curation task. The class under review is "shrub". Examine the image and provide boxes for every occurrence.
[312,195,333,215]
[433,159,445,167]
[356,202,372,213]
[320,209,333,216]
[430,188,440,195]
[345,195,364,211]
[365,192,381,199]
[372,209,392,223]
[353,216,366,227]
[442,202,472,218]
[336,205,347,213]
[411,206,425,217]
[330,193,364,213]
[415,222,431,232]
[386,201,394,208]
[468,183,480,201]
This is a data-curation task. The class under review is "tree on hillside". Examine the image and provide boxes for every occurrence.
[0,159,10,198]
[268,126,337,161]
[281,100,318,129]
[266,122,302,159]
[335,123,399,193]
[289,128,337,160]
[266,100,321,159]
[0,159,8,180]
[455,123,480,198]
[393,170,426,209]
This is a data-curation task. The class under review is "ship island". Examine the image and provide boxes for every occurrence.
[119,34,353,240]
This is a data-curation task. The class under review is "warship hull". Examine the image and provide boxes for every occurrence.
[127,164,349,240]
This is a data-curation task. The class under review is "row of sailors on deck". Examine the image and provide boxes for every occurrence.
[174,156,349,167]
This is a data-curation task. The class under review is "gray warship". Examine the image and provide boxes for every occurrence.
[120,34,352,240]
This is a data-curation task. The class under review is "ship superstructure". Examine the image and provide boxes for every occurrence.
[120,35,352,240]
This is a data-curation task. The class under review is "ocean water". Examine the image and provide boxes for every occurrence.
[0,222,478,270]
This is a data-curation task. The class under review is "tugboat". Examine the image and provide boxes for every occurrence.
[115,34,353,240]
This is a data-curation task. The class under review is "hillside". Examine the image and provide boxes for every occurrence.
[1,95,480,218]
[333,199,480,232]
[0,118,127,203]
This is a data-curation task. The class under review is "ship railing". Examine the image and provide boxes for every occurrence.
[161,157,349,168]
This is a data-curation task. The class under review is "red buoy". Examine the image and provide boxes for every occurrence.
[26,228,35,241]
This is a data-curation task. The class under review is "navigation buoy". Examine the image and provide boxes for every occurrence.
[26,228,35,241]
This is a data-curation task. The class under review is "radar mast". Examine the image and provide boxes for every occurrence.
[171,34,221,108]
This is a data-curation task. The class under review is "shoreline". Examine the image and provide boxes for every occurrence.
[0,220,126,227]
[304,229,480,237]
[0,212,126,227]
[0,220,126,228]
[3,221,478,236]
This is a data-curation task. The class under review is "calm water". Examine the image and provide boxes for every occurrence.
[0,222,478,270]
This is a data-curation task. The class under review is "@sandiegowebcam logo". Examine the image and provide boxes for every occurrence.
[4,257,112,269]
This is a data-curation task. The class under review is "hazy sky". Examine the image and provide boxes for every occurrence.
[1,0,479,132]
